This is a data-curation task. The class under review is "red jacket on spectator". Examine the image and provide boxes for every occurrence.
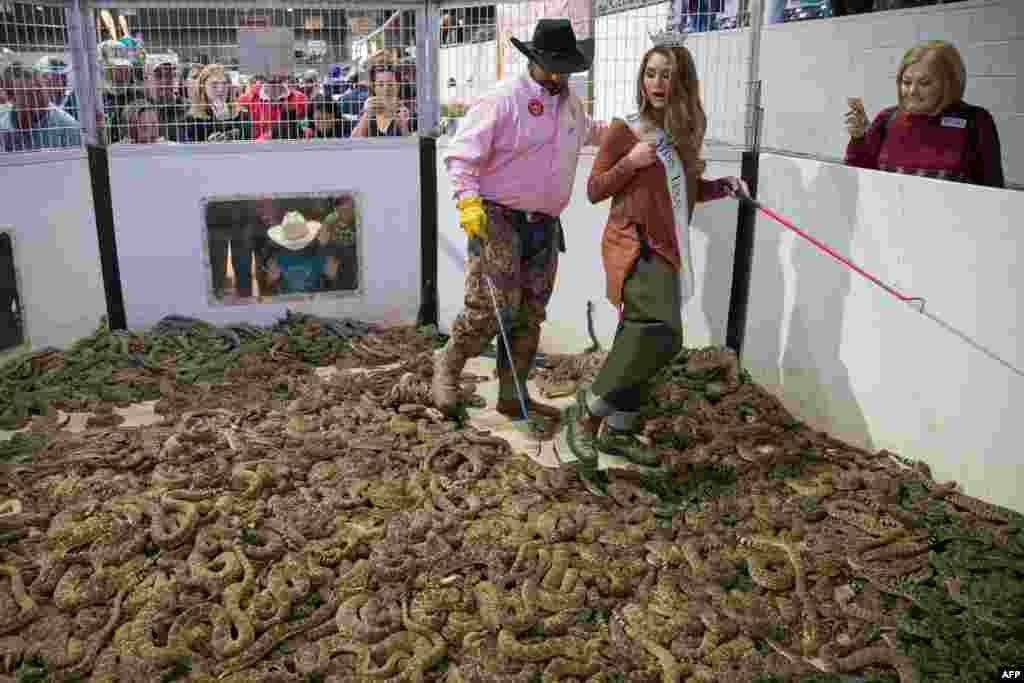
[846,101,1004,188]
[238,86,308,141]
[241,79,262,102]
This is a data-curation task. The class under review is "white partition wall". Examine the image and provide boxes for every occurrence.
[746,153,1024,511]
[0,151,107,352]
[106,140,422,329]
[436,141,743,354]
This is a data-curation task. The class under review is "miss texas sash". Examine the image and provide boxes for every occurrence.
[624,112,695,306]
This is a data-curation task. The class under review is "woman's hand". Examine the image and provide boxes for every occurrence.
[723,177,750,198]
[398,106,411,132]
[626,141,657,170]
[363,96,389,116]
[845,97,869,140]
[267,261,282,284]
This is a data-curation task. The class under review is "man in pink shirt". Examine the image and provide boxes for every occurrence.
[433,18,606,419]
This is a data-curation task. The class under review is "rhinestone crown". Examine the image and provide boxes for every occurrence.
[649,30,688,48]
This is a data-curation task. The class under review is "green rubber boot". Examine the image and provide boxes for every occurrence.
[595,424,660,466]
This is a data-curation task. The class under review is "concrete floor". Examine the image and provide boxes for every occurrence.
[0,400,165,440]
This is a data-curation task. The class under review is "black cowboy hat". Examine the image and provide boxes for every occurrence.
[510,18,594,75]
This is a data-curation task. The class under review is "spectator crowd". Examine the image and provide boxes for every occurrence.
[0,35,417,152]
[0,4,1005,192]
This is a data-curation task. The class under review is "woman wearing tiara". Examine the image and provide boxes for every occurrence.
[562,32,747,467]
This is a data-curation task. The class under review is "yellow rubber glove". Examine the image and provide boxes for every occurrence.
[456,195,488,242]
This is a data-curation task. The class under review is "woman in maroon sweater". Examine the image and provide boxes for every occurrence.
[845,40,1004,188]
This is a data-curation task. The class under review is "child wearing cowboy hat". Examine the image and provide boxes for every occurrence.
[263,211,340,295]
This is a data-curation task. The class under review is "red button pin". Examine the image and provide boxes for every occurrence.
[527,98,544,117]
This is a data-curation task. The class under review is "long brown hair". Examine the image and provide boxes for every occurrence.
[189,63,238,119]
[636,46,707,174]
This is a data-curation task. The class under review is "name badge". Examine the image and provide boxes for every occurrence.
[941,116,967,129]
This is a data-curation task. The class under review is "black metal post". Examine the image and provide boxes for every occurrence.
[725,149,760,357]
[86,144,127,331]
[417,135,439,328]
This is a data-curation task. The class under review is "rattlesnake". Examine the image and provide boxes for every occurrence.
[0,328,1016,682]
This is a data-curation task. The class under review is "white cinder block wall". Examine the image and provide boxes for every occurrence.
[757,0,1023,186]
[746,154,1024,512]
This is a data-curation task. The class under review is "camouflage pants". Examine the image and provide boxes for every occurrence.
[447,202,562,360]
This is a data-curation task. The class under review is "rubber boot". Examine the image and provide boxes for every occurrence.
[495,328,562,420]
[432,341,469,416]
[595,424,660,466]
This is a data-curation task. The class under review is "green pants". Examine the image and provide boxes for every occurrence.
[591,252,683,412]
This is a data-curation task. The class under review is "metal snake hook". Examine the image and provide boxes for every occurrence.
[479,244,530,421]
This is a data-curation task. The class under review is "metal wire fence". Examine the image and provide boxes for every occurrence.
[438,0,592,136]
[0,0,757,152]
[85,2,420,144]
[1,0,973,154]
[2,0,427,149]
[597,1,757,148]
[437,0,755,148]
